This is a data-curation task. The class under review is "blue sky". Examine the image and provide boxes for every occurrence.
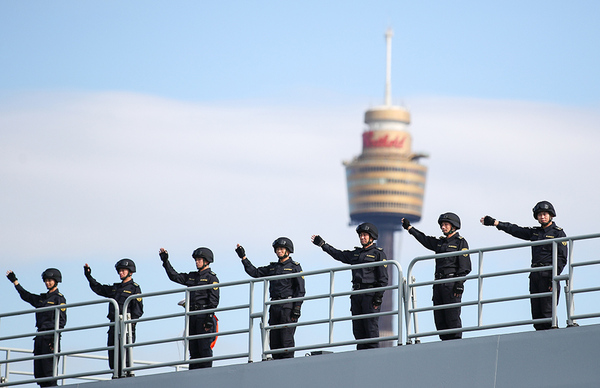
[1,0,600,368]
[2,1,599,104]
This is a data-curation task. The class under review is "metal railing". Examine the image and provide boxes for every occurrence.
[0,298,120,386]
[0,347,185,385]
[1,260,403,386]
[3,233,600,387]
[404,233,600,341]
[119,260,403,375]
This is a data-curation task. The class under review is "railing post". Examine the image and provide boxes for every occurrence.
[4,349,10,383]
[61,350,67,386]
[126,313,133,374]
[53,306,60,383]
[478,250,484,327]
[552,241,559,328]
[113,313,121,379]
[402,263,412,343]
[396,263,403,346]
[329,270,335,344]
[410,276,420,343]
[248,281,254,363]
[183,289,190,365]
[261,279,269,361]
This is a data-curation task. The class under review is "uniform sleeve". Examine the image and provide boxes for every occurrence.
[58,294,67,329]
[14,284,41,308]
[322,244,354,264]
[162,259,189,285]
[292,264,306,308]
[496,221,535,241]
[242,258,271,278]
[556,228,568,274]
[86,275,114,298]
[129,284,144,319]
[408,227,441,252]
[457,238,472,278]
[374,250,388,298]
[207,274,220,309]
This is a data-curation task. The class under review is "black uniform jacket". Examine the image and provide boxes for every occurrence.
[242,257,306,308]
[322,243,388,298]
[16,285,66,331]
[162,260,220,310]
[409,228,472,278]
[496,221,568,273]
[86,276,144,321]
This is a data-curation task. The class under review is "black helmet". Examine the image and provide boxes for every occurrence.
[41,268,62,283]
[192,247,214,263]
[272,237,294,254]
[532,201,556,219]
[438,212,461,230]
[115,258,136,274]
[356,223,378,240]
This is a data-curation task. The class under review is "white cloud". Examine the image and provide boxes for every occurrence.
[1,92,598,267]
[2,90,599,355]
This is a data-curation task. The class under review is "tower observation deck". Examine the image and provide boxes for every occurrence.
[343,29,427,231]
[343,29,428,344]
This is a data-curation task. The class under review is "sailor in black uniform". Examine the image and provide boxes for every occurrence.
[312,223,388,349]
[236,237,305,359]
[160,247,219,368]
[481,201,568,330]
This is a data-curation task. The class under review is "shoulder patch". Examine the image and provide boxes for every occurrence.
[555,226,563,231]
[377,247,383,251]
[293,261,301,265]
[133,282,139,286]
[210,271,217,276]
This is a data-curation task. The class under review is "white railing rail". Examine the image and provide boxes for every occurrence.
[404,233,600,341]
[120,260,403,375]
[3,232,600,387]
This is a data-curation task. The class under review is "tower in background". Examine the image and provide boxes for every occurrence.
[343,28,428,344]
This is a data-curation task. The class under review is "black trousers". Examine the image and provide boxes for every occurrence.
[107,324,136,377]
[350,293,380,350]
[432,282,462,340]
[268,303,296,359]
[529,270,560,330]
[189,314,216,369]
[33,334,59,387]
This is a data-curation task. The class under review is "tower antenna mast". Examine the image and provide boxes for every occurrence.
[385,28,393,107]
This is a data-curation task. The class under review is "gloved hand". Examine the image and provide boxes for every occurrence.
[402,218,411,230]
[159,249,169,262]
[373,295,383,309]
[453,282,464,295]
[291,306,301,322]
[6,271,17,283]
[83,264,92,279]
[312,235,325,247]
[483,216,496,226]
[204,314,214,331]
[235,245,246,259]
